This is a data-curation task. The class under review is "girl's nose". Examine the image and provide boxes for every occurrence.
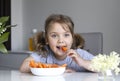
[58,37,64,43]
[58,39,64,43]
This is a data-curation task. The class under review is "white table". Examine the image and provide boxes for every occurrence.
[0,70,119,81]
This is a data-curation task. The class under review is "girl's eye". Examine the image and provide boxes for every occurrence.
[51,34,57,38]
[64,33,70,37]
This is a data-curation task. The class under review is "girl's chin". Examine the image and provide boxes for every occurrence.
[55,53,67,57]
[54,50,66,56]
[56,50,65,54]
[56,53,66,56]
[58,52,66,56]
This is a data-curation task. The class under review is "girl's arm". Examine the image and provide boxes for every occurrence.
[66,49,95,72]
[19,56,34,73]
[76,57,93,71]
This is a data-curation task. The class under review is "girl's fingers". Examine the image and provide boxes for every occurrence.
[68,53,78,58]
[67,49,78,58]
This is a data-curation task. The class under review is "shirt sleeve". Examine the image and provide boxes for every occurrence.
[76,49,94,60]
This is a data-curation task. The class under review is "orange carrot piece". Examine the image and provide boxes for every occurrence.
[35,62,39,68]
[41,63,47,68]
[61,64,67,67]
[61,46,67,52]
[29,60,37,68]
[51,64,59,68]
[38,62,43,68]
[29,60,67,68]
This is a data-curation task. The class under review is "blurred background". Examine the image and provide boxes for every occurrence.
[10,0,120,54]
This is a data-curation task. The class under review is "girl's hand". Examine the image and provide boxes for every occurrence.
[66,49,95,72]
[66,49,83,65]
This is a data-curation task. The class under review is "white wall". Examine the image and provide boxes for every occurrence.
[11,0,24,51]
[11,0,120,54]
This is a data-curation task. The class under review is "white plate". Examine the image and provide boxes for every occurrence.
[30,67,66,76]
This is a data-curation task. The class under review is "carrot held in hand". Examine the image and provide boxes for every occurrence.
[61,46,67,52]
[61,46,74,57]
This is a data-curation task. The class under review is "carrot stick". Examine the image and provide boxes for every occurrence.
[29,60,67,68]
[61,64,67,67]
[29,60,37,68]
[61,46,67,52]
[38,62,43,68]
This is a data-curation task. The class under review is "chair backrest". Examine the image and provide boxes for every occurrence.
[79,32,103,56]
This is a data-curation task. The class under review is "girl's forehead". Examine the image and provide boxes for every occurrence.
[48,23,70,32]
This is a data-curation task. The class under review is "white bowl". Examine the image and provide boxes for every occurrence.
[30,67,66,76]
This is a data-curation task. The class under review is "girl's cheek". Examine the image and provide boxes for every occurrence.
[67,39,73,48]
[48,39,57,47]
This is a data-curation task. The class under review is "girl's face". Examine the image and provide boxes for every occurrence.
[46,23,73,60]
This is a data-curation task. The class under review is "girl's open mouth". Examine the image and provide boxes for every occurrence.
[56,46,67,52]
[56,46,60,49]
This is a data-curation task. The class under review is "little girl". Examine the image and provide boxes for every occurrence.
[20,14,95,73]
